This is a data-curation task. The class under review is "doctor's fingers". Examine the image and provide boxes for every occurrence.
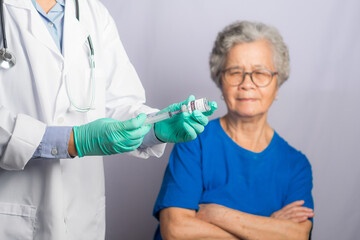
[119,113,147,131]
[203,101,218,117]
[119,124,151,140]
[183,112,206,135]
[182,94,196,107]
[112,138,144,153]
[181,122,198,142]
[190,110,209,126]
[98,139,142,154]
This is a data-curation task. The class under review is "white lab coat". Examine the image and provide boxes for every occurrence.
[0,0,165,239]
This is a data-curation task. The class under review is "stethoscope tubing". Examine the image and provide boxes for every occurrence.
[0,0,8,49]
[0,0,96,112]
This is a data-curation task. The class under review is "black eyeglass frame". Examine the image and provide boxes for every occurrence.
[221,67,278,87]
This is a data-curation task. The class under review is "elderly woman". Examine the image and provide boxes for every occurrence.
[153,21,314,240]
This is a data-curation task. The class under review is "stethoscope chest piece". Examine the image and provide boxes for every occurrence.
[0,48,16,69]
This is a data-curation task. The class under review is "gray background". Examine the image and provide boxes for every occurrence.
[100,0,360,239]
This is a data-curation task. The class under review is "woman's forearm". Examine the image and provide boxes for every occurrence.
[160,207,239,240]
[200,205,311,240]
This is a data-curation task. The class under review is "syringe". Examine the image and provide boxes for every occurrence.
[143,98,211,126]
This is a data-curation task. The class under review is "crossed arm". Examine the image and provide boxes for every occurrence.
[159,201,313,240]
[160,207,238,240]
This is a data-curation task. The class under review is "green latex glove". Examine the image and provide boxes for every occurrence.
[73,114,151,157]
[154,95,218,143]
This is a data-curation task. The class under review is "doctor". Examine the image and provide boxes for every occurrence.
[0,0,216,239]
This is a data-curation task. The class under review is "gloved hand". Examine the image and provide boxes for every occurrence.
[154,95,217,143]
[73,114,151,157]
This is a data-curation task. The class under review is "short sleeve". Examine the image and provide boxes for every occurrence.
[284,153,314,212]
[153,139,203,220]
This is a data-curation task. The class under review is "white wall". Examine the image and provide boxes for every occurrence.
[100,0,360,239]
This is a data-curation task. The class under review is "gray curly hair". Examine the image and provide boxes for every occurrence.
[210,21,290,88]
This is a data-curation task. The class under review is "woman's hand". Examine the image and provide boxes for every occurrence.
[197,202,312,240]
[270,200,314,223]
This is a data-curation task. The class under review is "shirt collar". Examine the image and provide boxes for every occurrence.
[31,0,65,17]
[30,0,65,11]
[56,0,65,7]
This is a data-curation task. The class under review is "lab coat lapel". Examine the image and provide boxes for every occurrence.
[3,0,31,9]
[4,0,62,58]
[53,0,90,119]
[62,0,90,65]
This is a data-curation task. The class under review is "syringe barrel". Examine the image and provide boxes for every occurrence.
[143,97,212,126]
[143,111,171,125]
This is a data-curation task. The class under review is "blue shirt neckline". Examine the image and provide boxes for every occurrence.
[215,118,278,159]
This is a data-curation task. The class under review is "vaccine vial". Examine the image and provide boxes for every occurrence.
[181,98,211,114]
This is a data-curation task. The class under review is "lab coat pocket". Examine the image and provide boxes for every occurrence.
[0,203,37,239]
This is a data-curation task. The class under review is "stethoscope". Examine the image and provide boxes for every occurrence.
[0,0,96,112]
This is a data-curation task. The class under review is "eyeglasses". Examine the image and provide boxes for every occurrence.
[221,67,278,87]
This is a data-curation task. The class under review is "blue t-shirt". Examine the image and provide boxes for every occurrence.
[153,118,314,239]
